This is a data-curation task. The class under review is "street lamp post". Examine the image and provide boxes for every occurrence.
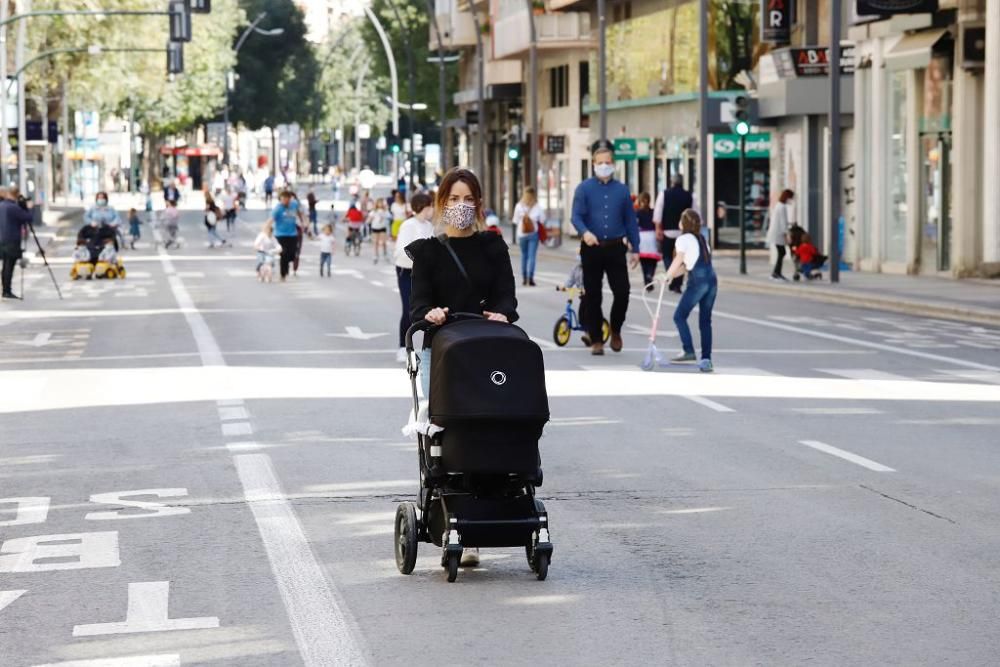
[384,0,418,189]
[469,8,486,181]
[828,0,842,283]
[425,0,448,171]
[596,0,607,143]
[362,6,399,180]
[225,13,283,167]
[525,0,538,195]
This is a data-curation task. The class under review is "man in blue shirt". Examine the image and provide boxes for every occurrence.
[0,187,33,299]
[271,191,305,281]
[571,146,640,355]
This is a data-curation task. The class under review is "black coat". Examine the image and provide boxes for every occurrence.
[407,233,518,335]
[660,186,693,231]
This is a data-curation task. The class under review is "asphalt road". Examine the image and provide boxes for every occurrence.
[2,188,1000,666]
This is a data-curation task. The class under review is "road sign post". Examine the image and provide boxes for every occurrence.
[738,133,747,275]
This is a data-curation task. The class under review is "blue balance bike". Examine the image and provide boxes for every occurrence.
[552,286,610,347]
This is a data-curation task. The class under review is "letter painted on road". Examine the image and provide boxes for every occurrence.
[72,581,219,636]
[0,497,51,527]
[84,489,190,521]
[0,531,120,573]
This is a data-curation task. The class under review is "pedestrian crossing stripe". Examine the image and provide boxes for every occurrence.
[2,365,999,414]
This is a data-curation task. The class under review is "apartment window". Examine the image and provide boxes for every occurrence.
[612,1,631,23]
[549,64,569,108]
[579,60,590,127]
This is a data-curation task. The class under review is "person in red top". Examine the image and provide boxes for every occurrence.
[794,233,826,281]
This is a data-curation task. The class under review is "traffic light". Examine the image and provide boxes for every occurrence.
[168,0,192,42]
[507,145,520,161]
[507,131,521,161]
[390,143,401,154]
[733,94,751,136]
[167,41,184,75]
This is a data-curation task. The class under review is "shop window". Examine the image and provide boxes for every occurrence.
[548,64,569,109]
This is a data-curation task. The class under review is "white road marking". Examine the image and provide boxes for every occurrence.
[681,395,735,413]
[798,440,896,472]
[719,366,780,376]
[789,407,883,415]
[0,496,50,526]
[0,531,120,572]
[150,239,369,666]
[0,308,230,321]
[7,367,1000,413]
[72,581,219,637]
[0,589,25,612]
[369,280,384,287]
[13,332,53,347]
[303,480,412,494]
[232,453,369,666]
[31,656,180,667]
[816,368,913,382]
[658,507,733,515]
[222,422,253,437]
[894,417,1000,425]
[216,398,245,407]
[218,406,249,421]
[529,335,558,350]
[326,326,389,340]
[176,271,205,278]
[717,309,1000,372]
[84,489,190,521]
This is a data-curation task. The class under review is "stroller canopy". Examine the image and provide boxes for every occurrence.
[429,319,549,423]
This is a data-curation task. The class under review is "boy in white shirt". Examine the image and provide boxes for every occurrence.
[393,193,435,362]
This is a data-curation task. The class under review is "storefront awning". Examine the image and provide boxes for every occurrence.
[886,28,950,71]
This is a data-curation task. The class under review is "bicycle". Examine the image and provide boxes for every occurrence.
[552,286,610,347]
[345,226,363,257]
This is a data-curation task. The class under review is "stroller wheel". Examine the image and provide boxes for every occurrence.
[394,502,419,575]
[445,551,460,583]
[534,552,550,581]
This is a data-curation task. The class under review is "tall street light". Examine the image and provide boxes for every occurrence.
[362,5,400,180]
[225,12,284,167]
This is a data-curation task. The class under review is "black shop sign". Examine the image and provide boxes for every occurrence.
[856,0,937,15]
[545,135,566,154]
[760,0,791,44]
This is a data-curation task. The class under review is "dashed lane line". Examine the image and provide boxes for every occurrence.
[680,395,736,413]
[798,440,896,473]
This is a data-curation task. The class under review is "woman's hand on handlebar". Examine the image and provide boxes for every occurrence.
[483,311,508,323]
[425,307,449,325]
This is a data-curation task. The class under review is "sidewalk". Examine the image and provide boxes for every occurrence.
[532,236,1000,326]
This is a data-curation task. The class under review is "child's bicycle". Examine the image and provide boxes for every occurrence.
[553,286,610,347]
[345,225,363,256]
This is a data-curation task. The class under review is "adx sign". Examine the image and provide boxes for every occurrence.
[856,0,937,14]
[761,0,791,44]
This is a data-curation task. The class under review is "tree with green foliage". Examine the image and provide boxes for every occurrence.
[229,0,319,133]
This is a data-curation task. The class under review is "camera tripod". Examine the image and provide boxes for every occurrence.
[19,221,64,300]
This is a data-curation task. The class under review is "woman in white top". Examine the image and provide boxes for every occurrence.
[393,193,435,362]
[766,189,794,281]
[661,209,717,373]
[513,186,545,286]
[368,198,390,264]
[390,191,409,240]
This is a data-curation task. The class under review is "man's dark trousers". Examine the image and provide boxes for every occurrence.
[581,240,630,342]
[1,241,21,295]
[660,236,684,291]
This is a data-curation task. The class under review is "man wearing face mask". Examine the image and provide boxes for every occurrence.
[571,145,640,355]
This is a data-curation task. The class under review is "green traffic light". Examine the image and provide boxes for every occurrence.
[391,144,400,153]
[508,147,520,160]
[735,121,751,136]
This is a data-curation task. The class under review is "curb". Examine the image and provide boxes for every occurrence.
[717,275,1000,327]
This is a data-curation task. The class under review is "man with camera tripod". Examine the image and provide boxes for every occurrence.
[0,186,34,299]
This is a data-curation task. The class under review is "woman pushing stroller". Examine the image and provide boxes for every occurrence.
[405,167,519,569]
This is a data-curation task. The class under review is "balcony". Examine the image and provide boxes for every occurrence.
[492,10,594,60]
[429,0,478,49]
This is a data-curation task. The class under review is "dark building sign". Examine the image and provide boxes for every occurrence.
[761,0,791,44]
[856,0,937,15]
[774,46,856,78]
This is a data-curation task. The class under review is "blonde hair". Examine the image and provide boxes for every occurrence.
[262,220,274,235]
[520,187,537,207]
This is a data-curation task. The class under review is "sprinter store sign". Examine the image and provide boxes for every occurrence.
[761,0,791,44]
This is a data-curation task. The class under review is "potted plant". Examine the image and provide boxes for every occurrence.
[532,0,545,14]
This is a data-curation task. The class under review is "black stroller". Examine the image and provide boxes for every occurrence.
[397,314,553,582]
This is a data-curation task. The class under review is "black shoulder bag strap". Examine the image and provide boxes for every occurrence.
[436,234,486,308]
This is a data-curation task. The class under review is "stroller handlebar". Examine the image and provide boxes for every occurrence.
[404,312,484,352]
